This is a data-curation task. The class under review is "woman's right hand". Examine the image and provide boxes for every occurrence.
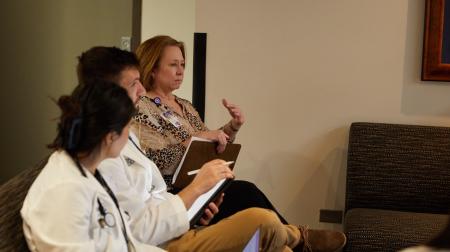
[194,130,229,153]
[189,159,234,195]
[178,159,234,210]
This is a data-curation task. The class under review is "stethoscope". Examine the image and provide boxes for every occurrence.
[97,198,115,228]
[74,159,130,249]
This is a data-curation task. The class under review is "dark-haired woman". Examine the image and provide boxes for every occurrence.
[21,81,163,251]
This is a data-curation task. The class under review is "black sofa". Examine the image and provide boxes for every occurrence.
[344,122,450,252]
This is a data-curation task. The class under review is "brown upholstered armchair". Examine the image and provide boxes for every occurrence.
[344,122,450,252]
[0,157,47,252]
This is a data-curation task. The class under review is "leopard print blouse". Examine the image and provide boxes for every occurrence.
[132,95,208,185]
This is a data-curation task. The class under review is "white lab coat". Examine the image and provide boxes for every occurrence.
[21,150,164,252]
[98,131,189,247]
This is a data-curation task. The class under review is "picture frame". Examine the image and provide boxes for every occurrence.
[422,0,450,81]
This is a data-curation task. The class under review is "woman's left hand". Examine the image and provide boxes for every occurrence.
[222,99,245,128]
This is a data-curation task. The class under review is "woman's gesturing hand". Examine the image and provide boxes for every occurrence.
[222,98,245,129]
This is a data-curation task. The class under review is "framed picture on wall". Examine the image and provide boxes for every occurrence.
[422,0,450,81]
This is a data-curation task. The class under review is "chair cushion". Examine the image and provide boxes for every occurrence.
[344,208,448,252]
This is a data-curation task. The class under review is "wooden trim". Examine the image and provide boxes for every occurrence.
[422,0,450,81]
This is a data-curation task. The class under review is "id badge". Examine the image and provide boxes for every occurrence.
[161,110,182,128]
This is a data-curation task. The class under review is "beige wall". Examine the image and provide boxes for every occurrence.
[196,0,450,229]
[0,0,132,184]
[141,0,195,101]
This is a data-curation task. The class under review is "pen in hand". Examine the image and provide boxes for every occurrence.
[187,161,234,176]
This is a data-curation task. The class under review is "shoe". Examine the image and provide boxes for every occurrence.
[295,226,346,252]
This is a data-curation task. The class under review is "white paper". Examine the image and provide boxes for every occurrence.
[172,137,211,184]
[243,229,260,252]
[187,178,226,221]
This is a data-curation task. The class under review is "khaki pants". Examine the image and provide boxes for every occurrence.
[165,208,300,252]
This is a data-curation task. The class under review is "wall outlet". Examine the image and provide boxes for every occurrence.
[319,209,343,224]
[121,36,131,51]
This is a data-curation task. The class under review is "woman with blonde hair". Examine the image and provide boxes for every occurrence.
[132,35,346,251]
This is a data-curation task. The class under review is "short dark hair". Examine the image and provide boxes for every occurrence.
[77,46,139,85]
[49,81,136,156]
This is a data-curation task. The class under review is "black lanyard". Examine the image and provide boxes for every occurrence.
[75,159,130,250]
[94,170,130,248]
[128,136,148,157]
[129,136,175,191]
